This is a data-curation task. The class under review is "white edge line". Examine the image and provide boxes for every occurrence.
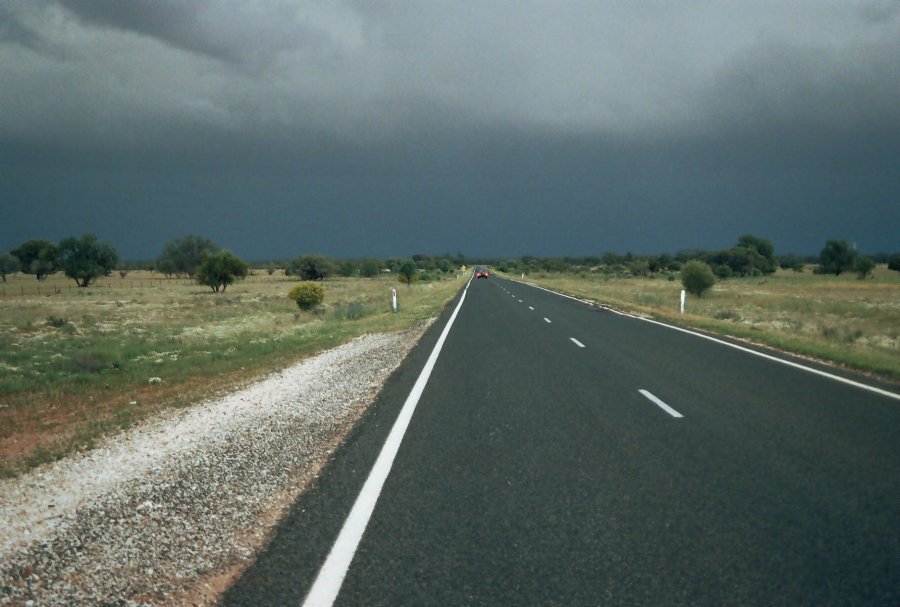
[515,280,900,402]
[302,277,473,607]
[570,337,586,348]
[639,389,684,418]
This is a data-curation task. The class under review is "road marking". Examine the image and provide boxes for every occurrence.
[570,337,586,348]
[544,318,552,323]
[303,278,473,607]
[518,299,524,303]
[528,306,534,310]
[639,389,684,418]
[516,280,900,402]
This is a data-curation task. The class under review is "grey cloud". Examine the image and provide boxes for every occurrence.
[58,0,231,60]
[4,1,898,150]
[58,0,368,67]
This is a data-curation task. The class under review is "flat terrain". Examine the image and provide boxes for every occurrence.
[514,267,900,381]
[224,274,899,606]
[0,270,464,477]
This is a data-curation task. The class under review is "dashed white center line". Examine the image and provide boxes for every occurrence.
[544,318,552,323]
[570,338,586,348]
[518,299,523,303]
[638,389,684,418]
[528,306,534,310]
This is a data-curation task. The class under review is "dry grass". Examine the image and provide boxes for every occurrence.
[516,266,900,381]
[0,270,464,477]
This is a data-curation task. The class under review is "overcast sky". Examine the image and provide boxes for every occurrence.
[2,0,898,260]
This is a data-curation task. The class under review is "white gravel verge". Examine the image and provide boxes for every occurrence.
[0,323,431,606]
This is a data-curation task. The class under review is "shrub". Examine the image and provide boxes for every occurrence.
[854,256,875,279]
[337,260,357,277]
[288,282,325,310]
[196,251,249,292]
[817,239,857,276]
[714,265,733,279]
[359,259,382,278]
[157,235,219,278]
[398,260,417,286]
[681,260,716,297]
[0,253,20,282]
[888,254,900,272]
[779,254,806,272]
[46,315,68,328]
[286,255,335,281]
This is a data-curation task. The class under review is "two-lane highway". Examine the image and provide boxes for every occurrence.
[223,274,899,606]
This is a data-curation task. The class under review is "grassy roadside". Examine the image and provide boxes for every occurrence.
[0,271,465,478]
[504,267,900,382]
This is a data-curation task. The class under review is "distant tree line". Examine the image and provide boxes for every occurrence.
[3,234,896,291]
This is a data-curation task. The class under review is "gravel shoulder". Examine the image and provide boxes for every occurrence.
[0,323,432,606]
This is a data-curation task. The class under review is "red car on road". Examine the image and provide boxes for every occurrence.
[476,270,490,279]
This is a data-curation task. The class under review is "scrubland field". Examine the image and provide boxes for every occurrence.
[519,267,900,382]
[0,271,463,477]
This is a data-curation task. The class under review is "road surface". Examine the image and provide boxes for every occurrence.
[223,275,899,606]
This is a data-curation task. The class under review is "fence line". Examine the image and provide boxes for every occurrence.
[0,279,198,297]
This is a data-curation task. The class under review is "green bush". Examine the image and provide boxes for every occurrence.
[286,255,335,281]
[195,251,249,293]
[854,256,875,279]
[888,254,900,272]
[714,264,733,279]
[359,259,383,278]
[681,260,716,297]
[817,239,857,276]
[398,260,418,286]
[288,282,325,310]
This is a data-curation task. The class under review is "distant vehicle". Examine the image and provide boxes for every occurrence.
[476,270,489,279]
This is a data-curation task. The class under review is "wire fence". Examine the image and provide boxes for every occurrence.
[0,278,198,297]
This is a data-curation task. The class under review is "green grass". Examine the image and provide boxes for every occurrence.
[510,267,900,382]
[0,270,464,477]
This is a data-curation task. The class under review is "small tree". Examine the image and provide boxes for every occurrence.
[359,259,382,278]
[58,234,119,287]
[398,260,417,286]
[286,255,335,281]
[157,257,178,278]
[196,251,249,292]
[854,256,875,279]
[157,235,219,278]
[337,260,357,277]
[681,260,716,297]
[0,253,20,282]
[818,240,857,276]
[736,234,777,274]
[288,282,325,310]
[11,239,60,280]
[714,264,733,279]
[887,254,900,272]
[779,254,806,272]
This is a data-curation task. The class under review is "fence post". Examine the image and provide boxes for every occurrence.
[680,289,686,314]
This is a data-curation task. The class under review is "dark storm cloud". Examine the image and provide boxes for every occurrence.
[1,1,898,258]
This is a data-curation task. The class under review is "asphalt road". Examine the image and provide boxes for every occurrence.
[222,275,899,606]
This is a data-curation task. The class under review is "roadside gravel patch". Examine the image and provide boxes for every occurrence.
[0,323,431,606]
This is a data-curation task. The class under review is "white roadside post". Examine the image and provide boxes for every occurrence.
[680,289,686,314]
[392,288,398,312]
